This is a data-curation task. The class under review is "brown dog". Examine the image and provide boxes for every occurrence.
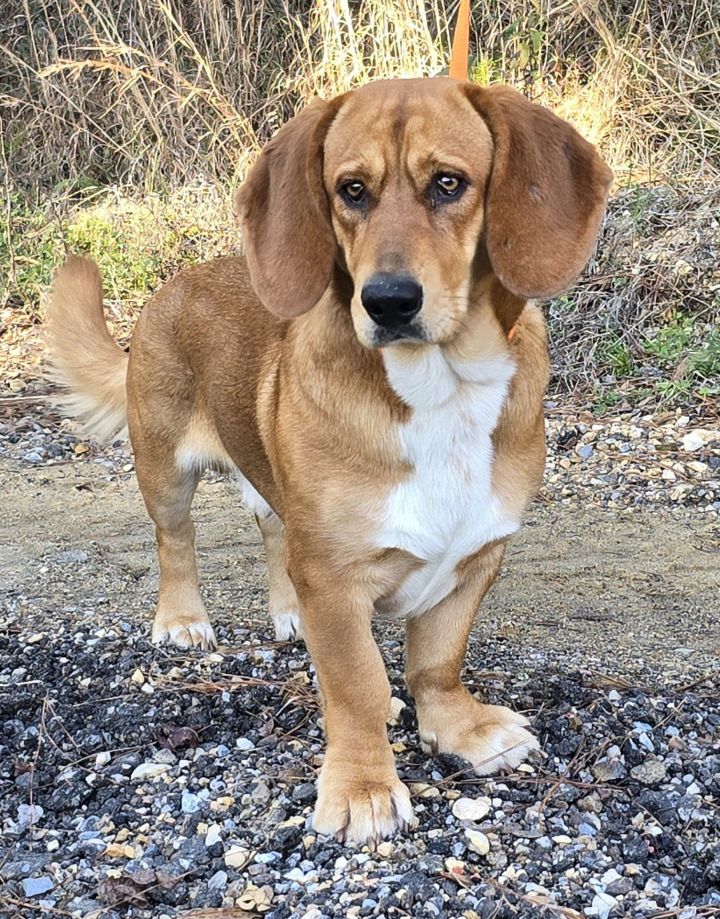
[48,78,612,846]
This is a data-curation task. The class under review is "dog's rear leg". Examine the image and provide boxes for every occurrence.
[256,513,302,641]
[135,453,217,650]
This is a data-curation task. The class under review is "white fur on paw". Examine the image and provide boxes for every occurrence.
[152,619,217,651]
[313,774,415,847]
[272,611,302,641]
[461,713,538,776]
[422,707,539,776]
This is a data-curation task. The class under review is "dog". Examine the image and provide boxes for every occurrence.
[48,77,612,846]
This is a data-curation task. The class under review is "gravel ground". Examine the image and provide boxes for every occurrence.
[1,399,719,919]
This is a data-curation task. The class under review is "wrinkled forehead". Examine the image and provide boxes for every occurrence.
[323,78,494,181]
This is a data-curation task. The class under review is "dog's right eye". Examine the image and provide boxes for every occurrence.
[340,181,366,206]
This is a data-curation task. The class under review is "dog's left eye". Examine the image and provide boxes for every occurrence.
[341,181,366,206]
[434,174,465,198]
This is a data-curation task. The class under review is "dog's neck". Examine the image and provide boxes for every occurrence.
[290,273,521,418]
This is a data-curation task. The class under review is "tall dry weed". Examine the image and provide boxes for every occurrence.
[1,0,718,193]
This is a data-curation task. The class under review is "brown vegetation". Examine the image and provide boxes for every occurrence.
[2,0,718,192]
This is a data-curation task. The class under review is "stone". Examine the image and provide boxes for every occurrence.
[631,759,668,786]
[104,843,137,859]
[182,791,204,814]
[452,797,491,822]
[388,696,406,724]
[587,891,618,919]
[592,758,626,782]
[208,869,228,890]
[292,782,316,804]
[17,803,44,830]
[130,762,169,781]
[682,430,710,452]
[205,824,222,847]
[22,877,54,898]
[465,829,490,856]
[225,846,251,869]
[236,883,273,912]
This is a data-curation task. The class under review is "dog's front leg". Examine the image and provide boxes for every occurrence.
[293,566,414,846]
[406,543,539,774]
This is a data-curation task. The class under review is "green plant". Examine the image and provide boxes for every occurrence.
[643,315,695,367]
[686,325,720,394]
[600,335,635,379]
[591,387,623,415]
[656,379,693,403]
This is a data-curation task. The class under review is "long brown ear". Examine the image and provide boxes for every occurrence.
[464,84,613,299]
[235,97,345,317]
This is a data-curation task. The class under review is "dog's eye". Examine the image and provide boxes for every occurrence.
[341,181,366,205]
[435,174,464,198]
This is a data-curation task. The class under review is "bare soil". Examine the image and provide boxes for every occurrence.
[3,455,718,681]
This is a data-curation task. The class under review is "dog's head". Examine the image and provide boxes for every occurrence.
[236,78,612,348]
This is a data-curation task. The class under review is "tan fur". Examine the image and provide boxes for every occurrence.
[46,256,129,441]
[47,77,611,847]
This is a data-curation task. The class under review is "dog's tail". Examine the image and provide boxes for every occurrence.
[46,256,129,442]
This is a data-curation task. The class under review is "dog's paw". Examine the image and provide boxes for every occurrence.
[418,692,538,775]
[313,762,415,847]
[151,614,217,651]
[272,610,302,642]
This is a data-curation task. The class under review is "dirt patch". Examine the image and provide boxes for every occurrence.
[3,456,718,678]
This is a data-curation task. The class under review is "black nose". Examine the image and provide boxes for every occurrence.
[361,273,423,328]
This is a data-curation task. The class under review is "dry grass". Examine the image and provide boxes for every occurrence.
[1,1,719,404]
[1,0,718,194]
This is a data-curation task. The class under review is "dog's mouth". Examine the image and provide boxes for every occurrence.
[369,322,427,348]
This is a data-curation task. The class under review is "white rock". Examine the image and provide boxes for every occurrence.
[681,430,711,452]
[601,867,622,885]
[130,668,145,685]
[284,867,307,882]
[17,804,43,829]
[587,891,618,919]
[465,828,490,855]
[205,824,222,847]
[95,751,112,767]
[237,883,273,912]
[224,845,251,869]
[181,791,203,814]
[452,796,491,822]
[208,869,227,890]
[130,762,169,781]
[388,696,406,724]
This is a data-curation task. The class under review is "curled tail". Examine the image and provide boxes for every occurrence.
[46,256,129,442]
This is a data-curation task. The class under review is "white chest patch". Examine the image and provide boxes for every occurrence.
[378,343,518,617]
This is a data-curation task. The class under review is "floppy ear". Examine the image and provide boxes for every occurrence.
[235,97,345,317]
[464,84,613,299]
